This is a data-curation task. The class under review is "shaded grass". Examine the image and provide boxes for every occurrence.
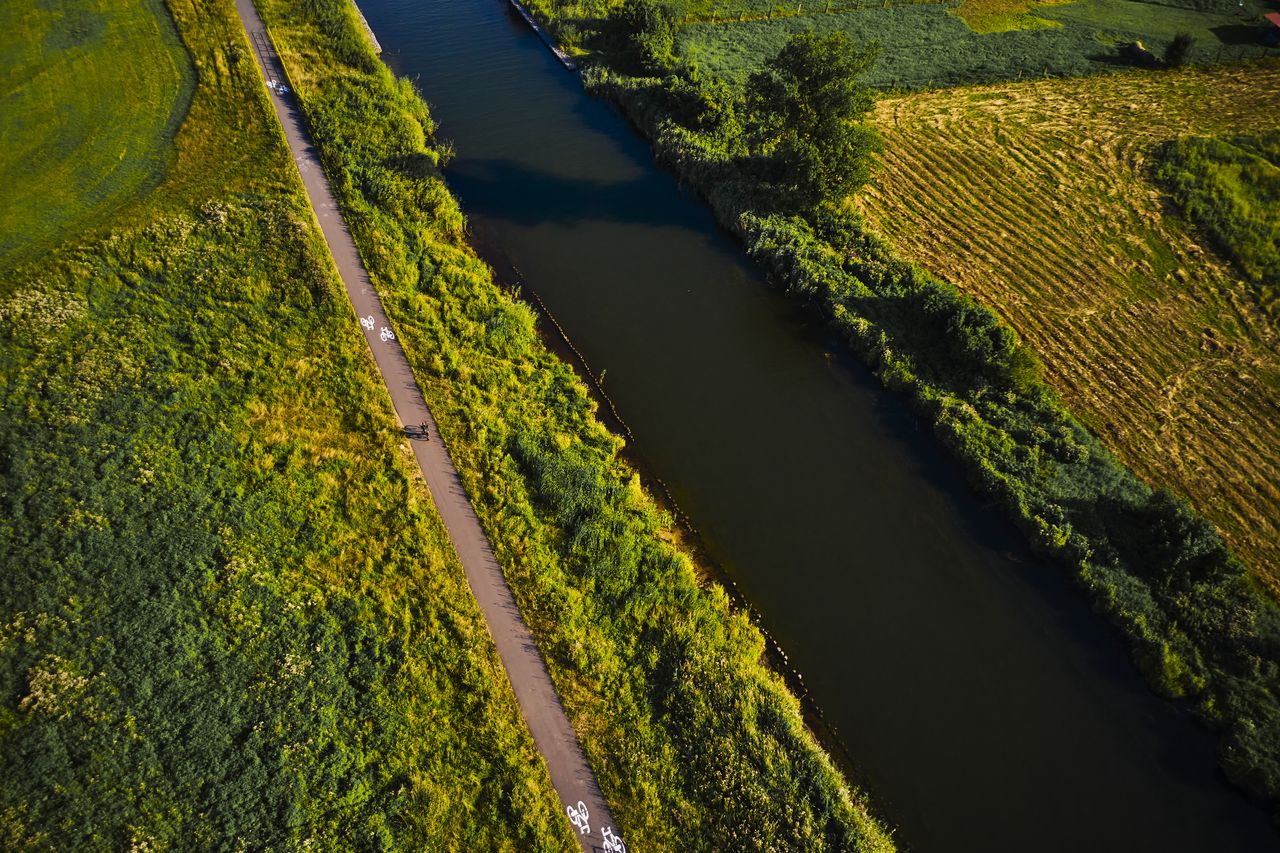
[1038,0,1263,40]
[684,0,954,22]
[0,0,572,847]
[681,5,1115,87]
[0,0,193,271]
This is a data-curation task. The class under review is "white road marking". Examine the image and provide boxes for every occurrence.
[566,801,590,836]
[602,826,626,853]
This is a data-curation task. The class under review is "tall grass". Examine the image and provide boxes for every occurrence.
[0,0,572,847]
[680,7,1111,87]
[677,0,1276,90]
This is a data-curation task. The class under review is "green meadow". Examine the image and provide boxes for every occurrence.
[1,0,901,847]
[0,0,194,270]
[676,0,1277,89]
[0,0,573,846]
[254,0,895,847]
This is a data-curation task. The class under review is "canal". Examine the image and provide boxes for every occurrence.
[357,1,1279,849]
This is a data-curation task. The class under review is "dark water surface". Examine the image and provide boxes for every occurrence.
[359,1,1278,849]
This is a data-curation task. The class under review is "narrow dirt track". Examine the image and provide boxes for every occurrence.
[234,1,619,848]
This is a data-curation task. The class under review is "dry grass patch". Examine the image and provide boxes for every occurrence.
[950,0,1067,32]
[858,61,1280,593]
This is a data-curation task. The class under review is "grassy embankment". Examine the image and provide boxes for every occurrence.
[0,0,575,847]
[856,69,1280,595]
[515,0,1280,819]
[256,0,895,849]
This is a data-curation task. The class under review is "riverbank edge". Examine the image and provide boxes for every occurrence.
[255,0,899,848]
[577,59,1280,820]
[508,0,578,69]
[502,258,891,812]
[350,0,381,52]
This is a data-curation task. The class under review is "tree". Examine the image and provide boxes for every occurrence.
[616,0,684,73]
[746,32,881,212]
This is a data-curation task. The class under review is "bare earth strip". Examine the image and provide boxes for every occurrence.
[233,0,617,847]
[858,63,1280,594]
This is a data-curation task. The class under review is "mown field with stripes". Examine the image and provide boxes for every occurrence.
[857,61,1280,593]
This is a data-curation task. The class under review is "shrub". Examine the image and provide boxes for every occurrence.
[616,0,685,71]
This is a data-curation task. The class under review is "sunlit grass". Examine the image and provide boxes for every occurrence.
[858,64,1280,592]
[0,0,571,846]
[256,0,897,848]
[950,0,1067,33]
[0,0,192,270]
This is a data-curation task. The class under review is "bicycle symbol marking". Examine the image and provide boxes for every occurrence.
[379,326,395,342]
[360,315,375,331]
[602,825,626,853]
[565,801,590,836]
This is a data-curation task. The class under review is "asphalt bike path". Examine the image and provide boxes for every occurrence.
[233,1,620,848]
